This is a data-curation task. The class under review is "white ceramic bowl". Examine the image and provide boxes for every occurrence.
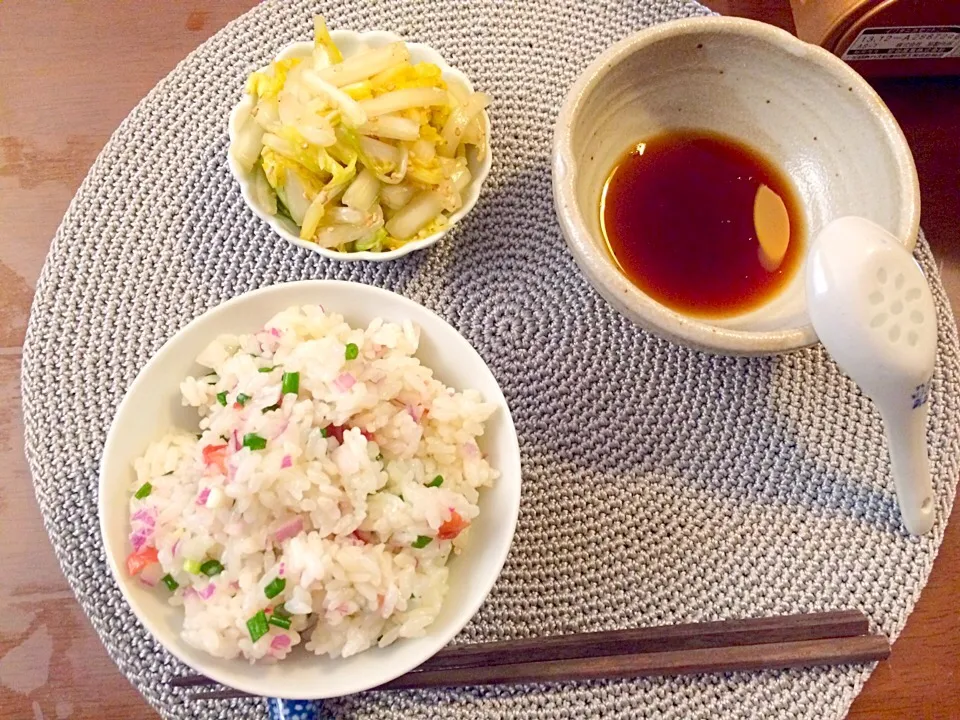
[553,17,920,355]
[98,280,521,699]
[228,31,492,262]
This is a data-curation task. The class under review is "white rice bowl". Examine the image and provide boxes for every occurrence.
[100,281,520,699]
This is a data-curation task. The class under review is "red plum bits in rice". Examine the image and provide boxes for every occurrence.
[125,305,498,661]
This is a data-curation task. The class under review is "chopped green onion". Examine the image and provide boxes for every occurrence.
[200,559,224,577]
[412,535,433,549]
[161,574,179,591]
[426,475,443,488]
[272,603,291,618]
[268,614,291,629]
[320,427,329,438]
[134,482,152,499]
[258,366,276,373]
[246,610,269,643]
[243,433,267,450]
[183,559,202,575]
[345,343,359,360]
[261,402,281,414]
[235,393,251,406]
[216,391,228,406]
[264,577,286,599]
[281,371,300,395]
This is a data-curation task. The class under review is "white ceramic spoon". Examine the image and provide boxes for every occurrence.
[806,216,937,535]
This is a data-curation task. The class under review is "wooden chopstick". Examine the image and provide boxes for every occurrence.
[375,634,890,691]
[414,610,869,671]
[172,610,865,688]
[174,610,884,697]
[188,635,888,700]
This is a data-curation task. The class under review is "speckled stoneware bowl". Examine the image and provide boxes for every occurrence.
[553,16,919,356]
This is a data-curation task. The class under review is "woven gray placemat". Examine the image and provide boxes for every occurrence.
[21,0,960,718]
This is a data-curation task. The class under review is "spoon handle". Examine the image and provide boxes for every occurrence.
[885,399,935,535]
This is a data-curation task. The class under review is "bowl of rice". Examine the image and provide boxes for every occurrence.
[99,280,520,699]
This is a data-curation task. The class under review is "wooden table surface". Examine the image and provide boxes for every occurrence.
[1,2,958,718]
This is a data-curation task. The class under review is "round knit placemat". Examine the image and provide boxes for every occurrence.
[22,1,960,718]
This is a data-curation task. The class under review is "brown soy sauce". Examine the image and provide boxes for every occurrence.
[600,130,805,318]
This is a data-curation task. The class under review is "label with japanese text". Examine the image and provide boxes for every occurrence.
[843,26,960,61]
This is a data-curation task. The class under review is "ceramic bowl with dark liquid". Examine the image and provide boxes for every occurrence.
[552,16,919,356]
